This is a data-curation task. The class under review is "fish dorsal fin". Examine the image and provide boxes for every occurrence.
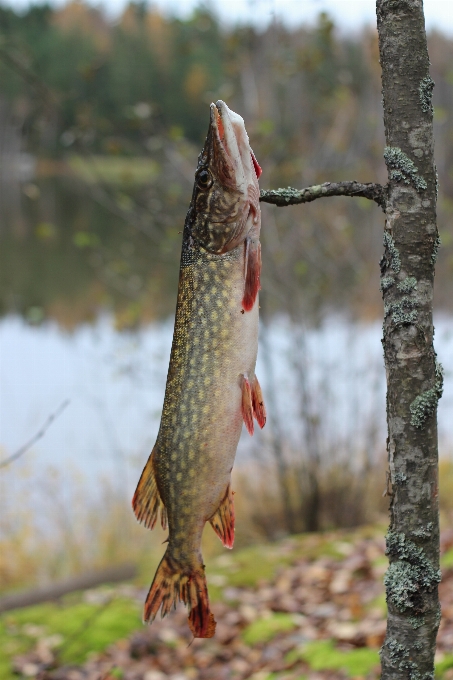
[132,447,167,530]
[209,483,235,549]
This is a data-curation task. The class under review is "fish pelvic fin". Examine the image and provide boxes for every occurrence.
[242,238,261,312]
[242,373,266,434]
[241,374,254,435]
[132,447,167,530]
[251,374,266,429]
[209,483,235,549]
[144,550,216,639]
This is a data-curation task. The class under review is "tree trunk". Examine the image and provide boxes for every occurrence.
[261,0,441,669]
[377,1,442,678]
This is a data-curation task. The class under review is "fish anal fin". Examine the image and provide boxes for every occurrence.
[209,484,235,549]
[144,551,216,639]
[241,374,254,435]
[242,240,261,312]
[132,448,167,530]
[251,374,266,429]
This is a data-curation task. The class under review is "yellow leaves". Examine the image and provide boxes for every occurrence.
[184,64,209,102]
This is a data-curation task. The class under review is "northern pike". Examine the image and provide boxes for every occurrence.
[132,100,266,638]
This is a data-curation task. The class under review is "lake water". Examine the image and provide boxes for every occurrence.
[1,314,452,508]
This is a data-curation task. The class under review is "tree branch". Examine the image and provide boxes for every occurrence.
[0,399,70,469]
[260,181,387,210]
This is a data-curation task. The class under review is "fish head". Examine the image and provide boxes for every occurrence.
[189,100,261,255]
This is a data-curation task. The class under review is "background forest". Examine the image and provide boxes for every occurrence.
[1,5,453,677]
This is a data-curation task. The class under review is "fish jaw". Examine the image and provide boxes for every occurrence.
[210,100,261,195]
[189,101,261,256]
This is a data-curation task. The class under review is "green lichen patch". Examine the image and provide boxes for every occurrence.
[380,276,395,292]
[383,637,434,679]
[419,75,435,113]
[397,276,418,293]
[412,523,433,540]
[288,639,379,677]
[409,615,426,629]
[384,532,441,614]
[383,232,401,273]
[394,472,407,485]
[384,296,418,325]
[432,235,441,264]
[410,362,444,428]
[384,146,427,191]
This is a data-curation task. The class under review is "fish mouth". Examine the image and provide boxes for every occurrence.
[210,100,261,189]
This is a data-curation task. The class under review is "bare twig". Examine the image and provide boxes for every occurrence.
[0,399,70,469]
[260,181,387,210]
[0,563,136,612]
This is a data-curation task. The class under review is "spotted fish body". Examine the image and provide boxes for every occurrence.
[133,101,265,638]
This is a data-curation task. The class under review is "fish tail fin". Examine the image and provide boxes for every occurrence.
[251,374,266,429]
[242,239,261,312]
[144,550,216,639]
[209,483,235,548]
[132,448,167,530]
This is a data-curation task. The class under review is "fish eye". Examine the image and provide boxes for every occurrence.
[197,169,212,190]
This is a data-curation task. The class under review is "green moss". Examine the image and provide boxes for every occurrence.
[397,277,417,293]
[0,595,141,671]
[419,76,435,113]
[410,363,444,428]
[288,639,379,677]
[384,146,427,191]
[383,232,401,273]
[436,655,453,677]
[242,613,295,645]
[441,548,453,568]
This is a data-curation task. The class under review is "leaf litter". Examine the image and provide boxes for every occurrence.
[6,527,453,680]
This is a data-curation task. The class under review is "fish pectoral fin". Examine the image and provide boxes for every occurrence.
[242,239,261,312]
[241,374,254,435]
[251,374,266,429]
[144,550,216,639]
[132,447,167,530]
[209,483,235,549]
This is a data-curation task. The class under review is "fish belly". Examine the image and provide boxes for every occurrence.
[155,242,258,540]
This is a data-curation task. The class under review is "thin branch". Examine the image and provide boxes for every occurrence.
[260,181,387,210]
[0,399,70,469]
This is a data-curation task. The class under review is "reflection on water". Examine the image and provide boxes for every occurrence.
[0,172,188,326]
[1,314,452,496]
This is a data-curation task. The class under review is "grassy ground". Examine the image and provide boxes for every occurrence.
[2,525,453,680]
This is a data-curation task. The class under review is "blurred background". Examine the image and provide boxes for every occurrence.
[0,1,453,678]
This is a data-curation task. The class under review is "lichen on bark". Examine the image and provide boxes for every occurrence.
[377,0,441,677]
[410,363,444,429]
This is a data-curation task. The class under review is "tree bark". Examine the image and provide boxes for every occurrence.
[259,1,441,671]
[376,2,441,678]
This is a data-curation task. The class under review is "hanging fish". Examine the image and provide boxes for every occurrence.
[132,100,265,638]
